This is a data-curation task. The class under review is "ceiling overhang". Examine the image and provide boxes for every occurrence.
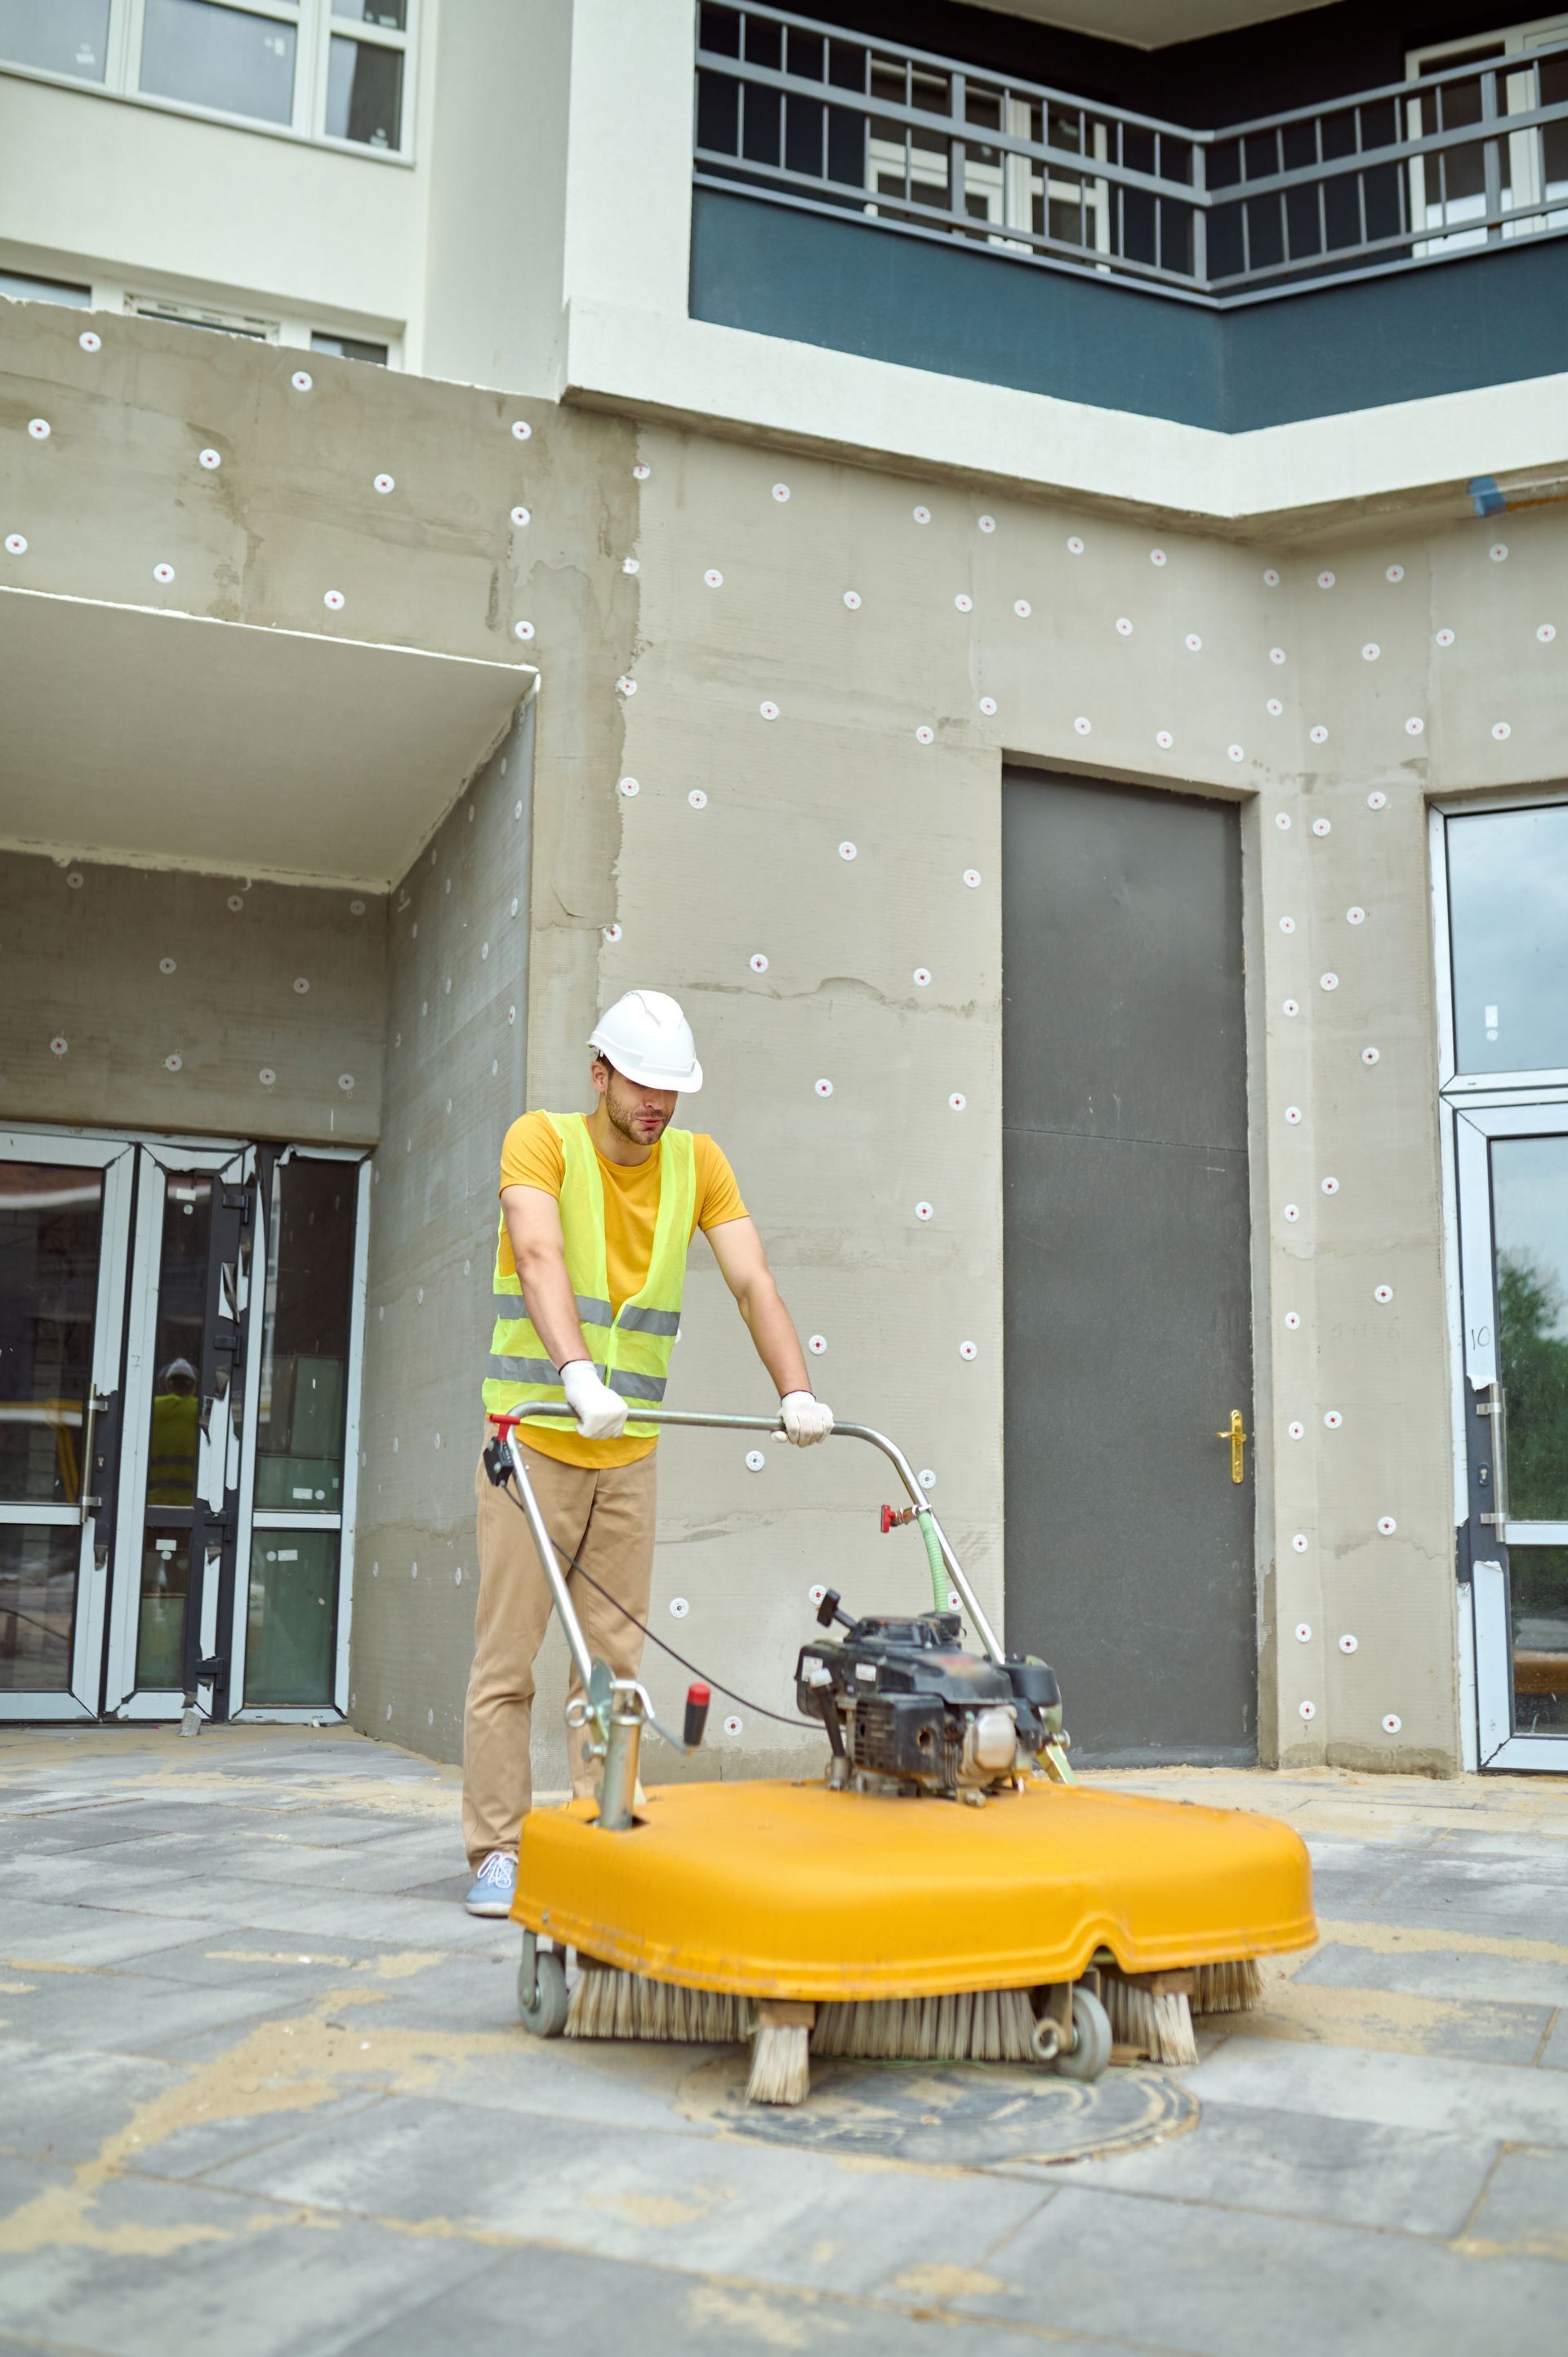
[954,1,1340,50]
[0,590,535,889]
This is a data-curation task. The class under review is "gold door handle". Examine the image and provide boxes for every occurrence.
[1215,1410,1247,1484]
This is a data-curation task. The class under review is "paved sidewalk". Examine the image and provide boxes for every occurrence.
[1,1727,1565,2356]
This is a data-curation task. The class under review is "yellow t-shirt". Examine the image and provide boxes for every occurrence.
[496,1112,747,1468]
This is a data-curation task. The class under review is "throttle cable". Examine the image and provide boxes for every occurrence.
[501,1479,820,1730]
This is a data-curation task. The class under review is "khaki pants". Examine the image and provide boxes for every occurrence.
[461,1436,657,1869]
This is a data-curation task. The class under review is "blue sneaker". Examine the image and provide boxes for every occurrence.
[464,1849,517,1917]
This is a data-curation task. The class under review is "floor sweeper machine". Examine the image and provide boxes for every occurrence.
[486,1407,1316,2106]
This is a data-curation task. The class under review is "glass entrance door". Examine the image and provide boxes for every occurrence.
[1441,795,1568,1768]
[0,1137,135,1718]
[0,1130,366,1726]
[1455,1109,1568,1765]
[103,1142,256,1721]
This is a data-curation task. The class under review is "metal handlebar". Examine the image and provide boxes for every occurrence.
[497,1405,1003,1664]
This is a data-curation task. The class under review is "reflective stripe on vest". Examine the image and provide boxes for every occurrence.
[482,1112,695,1441]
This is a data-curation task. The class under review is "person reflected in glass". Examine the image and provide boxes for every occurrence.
[148,1357,199,1507]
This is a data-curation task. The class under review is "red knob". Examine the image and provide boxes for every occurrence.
[880,1504,896,1534]
[684,1682,711,1748]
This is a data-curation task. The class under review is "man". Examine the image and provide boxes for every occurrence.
[146,1358,200,1507]
[462,987,833,1914]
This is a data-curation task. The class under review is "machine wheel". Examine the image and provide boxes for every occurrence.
[1054,1985,1111,2083]
[519,1946,568,2037]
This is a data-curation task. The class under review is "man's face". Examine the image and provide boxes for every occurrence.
[595,1059,677,1147]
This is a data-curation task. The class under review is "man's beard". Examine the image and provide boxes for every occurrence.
[605,1089,666,1145]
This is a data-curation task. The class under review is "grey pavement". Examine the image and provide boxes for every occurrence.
[0,1727,1564,2356]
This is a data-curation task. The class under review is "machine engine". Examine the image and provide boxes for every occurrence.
[795,1589,1062,1797]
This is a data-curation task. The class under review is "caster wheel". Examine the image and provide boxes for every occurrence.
[1054,1985,1111,2083]
[519,1946,568,2037]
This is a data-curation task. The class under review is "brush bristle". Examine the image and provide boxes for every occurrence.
[810,1988,1038,2063]
[1099,1971,1198,2067]
[747,2023,811,2105]
[565,1965,752,2045]
[1192,1958,1263,2015]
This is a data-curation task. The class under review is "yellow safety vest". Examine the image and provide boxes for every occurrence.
[147,1391,199,1505]
[483,1112,695,1440]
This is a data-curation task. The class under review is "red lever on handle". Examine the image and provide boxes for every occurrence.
[684,1682,711,1749]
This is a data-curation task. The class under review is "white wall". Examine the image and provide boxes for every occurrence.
[0,70,422,344]
[420,0,572,394]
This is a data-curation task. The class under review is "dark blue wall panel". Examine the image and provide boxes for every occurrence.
[690,186,1568,434]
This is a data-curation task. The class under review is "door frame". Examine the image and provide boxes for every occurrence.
[1431,795,1568,1770]
[104,1137,256,1722]
[0,1129,136,1719]
[228,1144,371,1724]
[0,1121,368,1725]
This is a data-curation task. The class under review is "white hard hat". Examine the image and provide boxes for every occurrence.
[589,989,703,1092]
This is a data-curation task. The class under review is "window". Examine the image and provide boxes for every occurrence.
[0,0,414,156]
[1408,16,1568,252]
[140,0,297,126]
[121,293,396,361]
[0,267,92,305]
[127,292,278,338]
[310,328,387,363]
[0,0,109,81]
[1446,801,1568,1081]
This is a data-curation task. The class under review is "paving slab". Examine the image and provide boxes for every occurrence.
[195,2091,1056,2300]
[47,1929,479,1998]
[1462,2145,1568,2258]
[0,2176,483,2357]
[1430,1830,1568,1882]
[1034,2097,1499,2239]
[1192,2031,1568,2145]
[332,2240,1162,2357]
[1295,1936,1568,2011]
[1235,1969,1555,2064]
[1366,1869,1568,1943]
[950,2181,1568,2355]
[0,2037,177,2164]
[1,1903,234,1972]
[0,1967,301,2057]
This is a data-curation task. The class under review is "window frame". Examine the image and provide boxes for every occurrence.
[1405,14,1568,251]
[0,0,417,165]
[0,265,404,368]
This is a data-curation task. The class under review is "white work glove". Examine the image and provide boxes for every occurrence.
[560,1360,629,1441]
[779,1390,834,1446]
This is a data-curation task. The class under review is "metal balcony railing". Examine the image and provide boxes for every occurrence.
[694,2,1568,307]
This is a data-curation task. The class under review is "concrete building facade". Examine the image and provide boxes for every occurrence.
[4,0,1568,1787]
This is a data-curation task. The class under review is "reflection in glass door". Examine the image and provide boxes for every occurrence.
[1441,795,1568,1768]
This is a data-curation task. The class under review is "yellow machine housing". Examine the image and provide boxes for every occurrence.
[513,1776,1316,2001]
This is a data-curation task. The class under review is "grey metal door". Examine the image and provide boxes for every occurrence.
[1002,769,1255,1764]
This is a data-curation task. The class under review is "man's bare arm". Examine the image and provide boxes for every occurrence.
[501,1184,590,1370]
[705,1216,811,1400]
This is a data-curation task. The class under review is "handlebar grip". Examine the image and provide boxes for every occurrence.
[684,1682,711,1748]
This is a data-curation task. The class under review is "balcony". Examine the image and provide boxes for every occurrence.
[691,4,1568,430]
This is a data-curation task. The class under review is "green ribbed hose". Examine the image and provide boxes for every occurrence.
[916,1507,948,1611]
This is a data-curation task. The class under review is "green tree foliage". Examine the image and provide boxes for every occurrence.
[1498,1253,1568,1527]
